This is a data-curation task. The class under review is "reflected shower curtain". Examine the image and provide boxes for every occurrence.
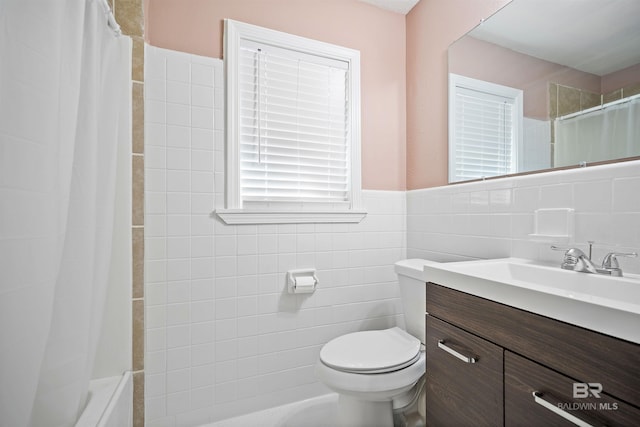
[0,1,131,426]
[555,97,640,167]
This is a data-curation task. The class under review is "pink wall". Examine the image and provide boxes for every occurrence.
[406,0,510,189]
[144,0,407,191]
[602,63,640,94]
[450,36,601,120]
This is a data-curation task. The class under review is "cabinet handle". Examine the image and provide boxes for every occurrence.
[437,340,477,364]
[532,392,605,427]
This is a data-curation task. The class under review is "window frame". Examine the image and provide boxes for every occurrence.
[448,73,523,183]
[217,19,365,225]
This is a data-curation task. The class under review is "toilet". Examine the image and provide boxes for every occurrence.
[315,259,433,427]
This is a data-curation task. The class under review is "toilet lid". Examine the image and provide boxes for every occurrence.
[320,327,421,373]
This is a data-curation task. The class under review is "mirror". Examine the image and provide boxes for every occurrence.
[448,0,640,183]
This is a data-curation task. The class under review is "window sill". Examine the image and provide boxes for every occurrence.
[215,209,367,225]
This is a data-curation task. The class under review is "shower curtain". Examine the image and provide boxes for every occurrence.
[0,1,131,426]
[555,97,640,167]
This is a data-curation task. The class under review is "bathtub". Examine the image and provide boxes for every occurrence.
[75,372,132,427]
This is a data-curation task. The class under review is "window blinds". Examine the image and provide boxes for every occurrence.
[452,87,516,182]
[238,42,350,204]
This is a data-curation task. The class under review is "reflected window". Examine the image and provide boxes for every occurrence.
[449,74,523,182]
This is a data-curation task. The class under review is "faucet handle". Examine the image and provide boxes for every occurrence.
[551,246,592,271]
[551,246,573,263]
[601,252,638,269]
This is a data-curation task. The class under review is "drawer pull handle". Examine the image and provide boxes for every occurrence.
[437,340,477,364]
[532,392,605,427]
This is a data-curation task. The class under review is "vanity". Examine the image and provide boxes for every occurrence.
[423,258,640,426]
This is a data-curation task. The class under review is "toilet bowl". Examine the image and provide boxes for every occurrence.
[315,328,425,427]
[315,259,435,427]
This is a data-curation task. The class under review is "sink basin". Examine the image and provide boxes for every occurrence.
[423,258,640,344]
[443,258,640,311]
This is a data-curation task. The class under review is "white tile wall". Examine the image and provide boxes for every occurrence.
[144,45,407,427]
[407,160,640,274]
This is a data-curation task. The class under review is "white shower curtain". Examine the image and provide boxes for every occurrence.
[555,97,640,167]
[0,1,131,426]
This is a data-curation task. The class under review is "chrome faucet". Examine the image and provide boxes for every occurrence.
[551,242,637,277]
[555,247,598,273]
[601,252,638,277]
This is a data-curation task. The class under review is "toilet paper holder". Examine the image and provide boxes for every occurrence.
[286,268,318,294]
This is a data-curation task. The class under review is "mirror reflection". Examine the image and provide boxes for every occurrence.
[448,0,640,183]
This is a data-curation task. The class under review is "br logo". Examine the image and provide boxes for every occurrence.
[573,383,603,398]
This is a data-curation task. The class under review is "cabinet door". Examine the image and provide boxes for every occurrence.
[426,315,503,427]
[505,351,640,427]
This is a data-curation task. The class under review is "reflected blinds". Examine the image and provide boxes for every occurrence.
[452,87,515,182]
[238,41,350,204]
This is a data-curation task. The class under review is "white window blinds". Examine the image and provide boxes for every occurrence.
[238,41,350,204]
[453,87,514,181]
[449,74,522,183]
[220,20,364,224]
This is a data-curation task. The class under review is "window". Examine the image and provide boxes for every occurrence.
[448,74,523,183]
[217,20,365,224]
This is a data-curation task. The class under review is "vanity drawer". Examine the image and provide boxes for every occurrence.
[427,282,640,408]
[505,351,640,426]
[426,315,504,427]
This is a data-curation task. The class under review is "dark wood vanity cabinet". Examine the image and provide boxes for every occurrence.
[426,282,640,427]
[426,315,503,426]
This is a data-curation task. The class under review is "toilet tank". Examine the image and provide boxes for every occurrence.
[394,259,440,344]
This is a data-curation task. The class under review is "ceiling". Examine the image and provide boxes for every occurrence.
[469,0,640,76]
[358,0,420,15]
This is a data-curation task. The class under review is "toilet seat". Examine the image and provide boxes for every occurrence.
[320,327,421,374]
[315,346,426,396]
